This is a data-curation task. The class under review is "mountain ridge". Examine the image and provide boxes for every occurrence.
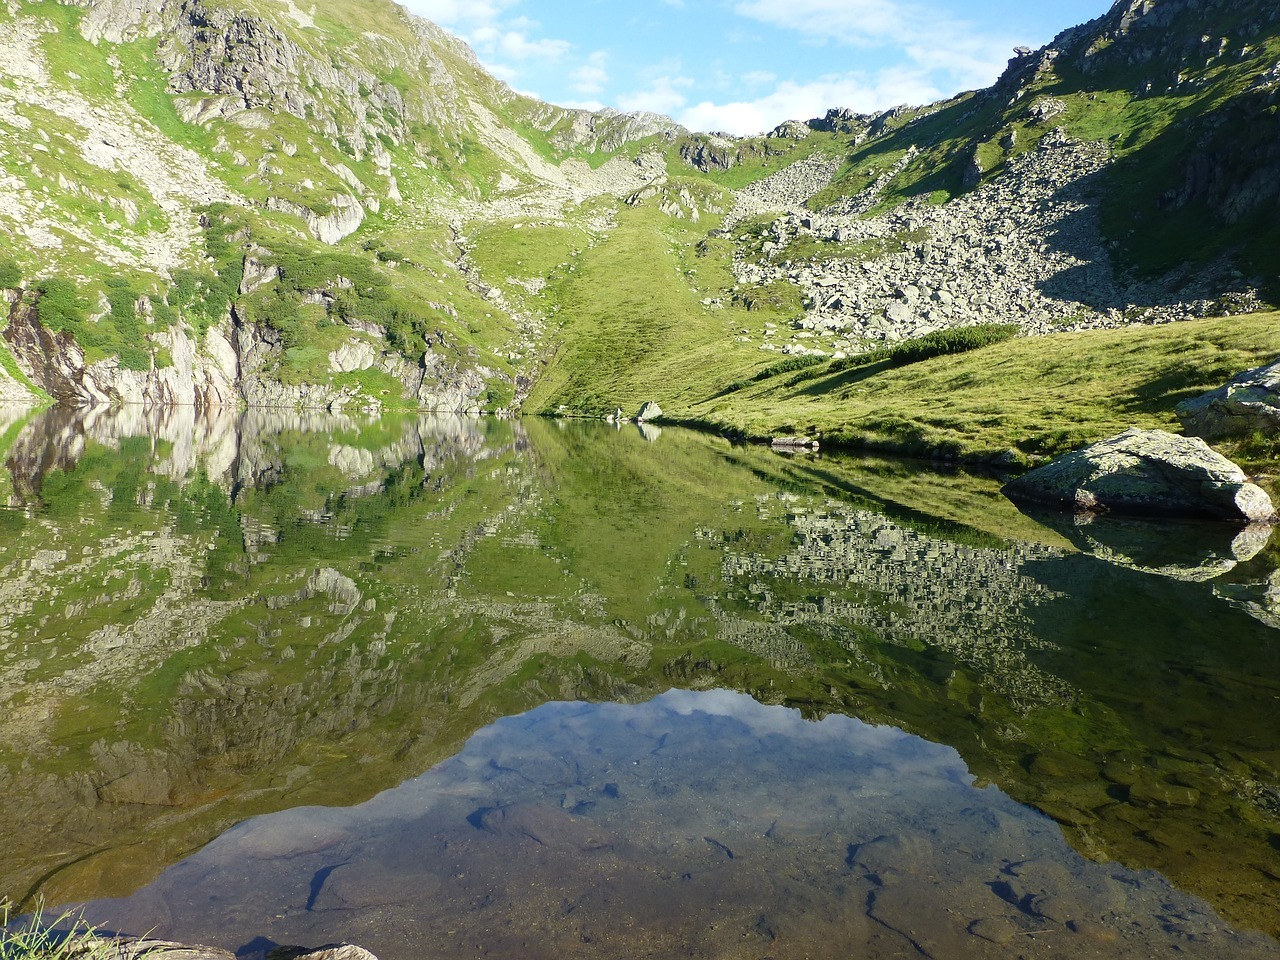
[0,0,1275,466]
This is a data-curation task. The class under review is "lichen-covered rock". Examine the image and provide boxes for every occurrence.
[1002,428,1276,522]
[1176,359,1280,440]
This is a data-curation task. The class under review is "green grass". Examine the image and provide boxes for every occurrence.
[523,204,785,416]
[682,313,1280,469]
[468,219,586,285]
[0,901,114,960]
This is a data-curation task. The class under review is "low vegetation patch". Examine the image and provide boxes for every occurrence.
[830,323,1021,373]
[722,353,827,393]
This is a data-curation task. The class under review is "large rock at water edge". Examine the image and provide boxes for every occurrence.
[1002,428,1276,522]
[1176,359,1280,440]
[636,401,663,422]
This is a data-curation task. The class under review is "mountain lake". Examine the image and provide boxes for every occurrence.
[1,406,1277,958]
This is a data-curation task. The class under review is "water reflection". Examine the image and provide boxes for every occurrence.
[75,691,1277,960]
[1010,501,1274,582]
[0,406,1276,939]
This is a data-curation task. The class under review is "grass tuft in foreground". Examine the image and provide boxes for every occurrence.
[0,901,114,960]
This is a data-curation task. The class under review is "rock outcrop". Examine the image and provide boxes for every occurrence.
[265,196,366,246]
[3,299,239,407]
[1002,428,1276,522]
[1177,359,1280,439]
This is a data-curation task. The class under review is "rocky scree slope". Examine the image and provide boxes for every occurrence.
[675,0,1280,367]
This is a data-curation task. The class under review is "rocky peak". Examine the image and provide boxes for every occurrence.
[808,108,871,135]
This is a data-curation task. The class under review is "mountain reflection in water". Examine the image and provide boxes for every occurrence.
[0,404,1276,944]
[76,691,1278,960]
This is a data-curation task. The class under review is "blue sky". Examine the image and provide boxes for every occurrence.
[401,0,1111,136]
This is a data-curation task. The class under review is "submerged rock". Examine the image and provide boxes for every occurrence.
[71,940,379,960]
[1009,507,1273,582]
[1176,359,1280,440]
[270,946,380,960]
[95,939,236,959]
[1002,428,1276,522]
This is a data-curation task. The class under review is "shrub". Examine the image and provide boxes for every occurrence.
[0,259,22,288]
[831,323,1019,374]
[35,277,89,332]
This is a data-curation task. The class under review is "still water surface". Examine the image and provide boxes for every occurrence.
[0,405,1277,956]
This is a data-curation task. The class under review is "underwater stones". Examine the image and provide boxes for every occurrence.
[1127,779,1201,808]
[73,939,237,959]
[269,946,380,960]
[1003,428,1276,522]
[83,941,381,960]
[1176,358,1280,440]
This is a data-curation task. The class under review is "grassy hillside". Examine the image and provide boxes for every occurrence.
[677,313,1279,468]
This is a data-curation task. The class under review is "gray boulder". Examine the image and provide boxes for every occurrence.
[1002,428,1276,522]
[1176,359,1280,440]
[636,401,663,422]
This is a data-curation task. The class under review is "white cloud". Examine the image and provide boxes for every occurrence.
[497,30,570,59]
[617,73,695,116]
[676,71,944,136]
[402,0,573,99]
[734,0,924,45]
[571,51,610,95]
[402,0,517,27]
[741,69,778,87]
[733,0,1013,90]
[560,98,607,112]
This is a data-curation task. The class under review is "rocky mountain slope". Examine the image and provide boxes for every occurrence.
[0,0,1276,423]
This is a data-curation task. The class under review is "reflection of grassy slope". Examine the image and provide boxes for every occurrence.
[683,313,1280,469]
[487,419,770,623]
[749,451,1075,551]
